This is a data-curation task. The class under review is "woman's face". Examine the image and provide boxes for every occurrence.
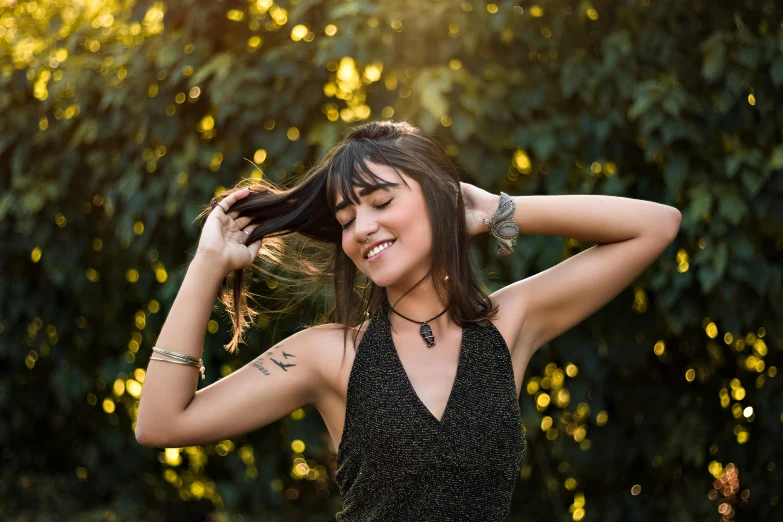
[334,161,433,288]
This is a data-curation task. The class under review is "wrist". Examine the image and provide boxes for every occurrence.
[481,194,502,233]
[189,254,230,284]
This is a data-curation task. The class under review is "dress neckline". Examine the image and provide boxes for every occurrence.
[381,301,468,425]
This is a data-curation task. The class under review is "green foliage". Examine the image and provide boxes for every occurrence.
[1,0,782,520]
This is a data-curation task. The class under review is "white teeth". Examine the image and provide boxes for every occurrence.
[366,241,393,259]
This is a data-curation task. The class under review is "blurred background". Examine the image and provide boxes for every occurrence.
[1,0,782,521]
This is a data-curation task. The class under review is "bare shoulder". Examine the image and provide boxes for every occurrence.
[300,320,370,400]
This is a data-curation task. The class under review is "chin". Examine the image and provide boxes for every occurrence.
[361,267,399,288]
[364,273,392,287]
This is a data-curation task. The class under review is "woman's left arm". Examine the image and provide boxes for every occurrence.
[465,188,682,356]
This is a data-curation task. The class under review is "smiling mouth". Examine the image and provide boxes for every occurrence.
[365,240,395,260]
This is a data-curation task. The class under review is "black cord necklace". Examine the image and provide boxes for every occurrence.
[385,297,449,348]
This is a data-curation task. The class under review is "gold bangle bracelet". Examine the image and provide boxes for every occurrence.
[149,356,206,380]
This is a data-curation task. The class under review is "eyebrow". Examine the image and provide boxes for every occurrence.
[334,186,389,214]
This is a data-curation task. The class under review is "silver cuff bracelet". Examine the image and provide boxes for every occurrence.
[483,191,519,257]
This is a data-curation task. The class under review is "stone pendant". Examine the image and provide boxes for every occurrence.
[420,323,436,347]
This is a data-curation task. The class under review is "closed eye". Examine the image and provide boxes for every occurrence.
[340,199,394,230]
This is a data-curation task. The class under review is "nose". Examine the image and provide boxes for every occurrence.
[353,212,378,246]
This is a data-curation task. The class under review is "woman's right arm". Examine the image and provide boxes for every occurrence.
[135,254,328,448]
[135,187,328,448]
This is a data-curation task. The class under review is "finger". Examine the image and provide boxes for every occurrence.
[248,238,264,258]
[215,187,250,218]
[242,223,262,244]
[234,215,254,229]
[226,189,251,219]
[229,229,250,245]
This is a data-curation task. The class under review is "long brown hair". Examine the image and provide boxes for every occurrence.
[196,120,498,355]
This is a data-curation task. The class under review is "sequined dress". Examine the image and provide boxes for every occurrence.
[334,299,527,521]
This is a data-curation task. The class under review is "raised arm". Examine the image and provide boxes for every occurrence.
[135,187,327,448]
[475,192,681,356]
[135,262,327,447]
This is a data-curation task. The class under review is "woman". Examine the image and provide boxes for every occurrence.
[135,120,681,520]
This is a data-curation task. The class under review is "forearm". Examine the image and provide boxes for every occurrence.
[486,194,680,244]
[135,255,226,443]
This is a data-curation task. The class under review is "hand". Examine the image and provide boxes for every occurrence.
[196,187,262,274]
[460,182,500,239]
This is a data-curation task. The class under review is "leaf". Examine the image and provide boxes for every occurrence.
[417,69,451,120]
[67,119,99,147]
[627,94,653,120]
[717,193,746,225]
[21,192,46,214]
[594,118,613,144]
[641,112,666,136]
[698,266,719,293]
[713,242,728,277]
[0,193,12,221]
[460,143,483,173]
[661,120,691,145]
[725,154,743,178]
[602,30,633,59]
[770,56,783,87]
[741,170,764,198]
[737,47,760,69]
[686,186,713,224]
[189,53,233,86]
[288,0,323,22]
[330,0,363,18]
[661,96,682,117]
[561,54,587,98]
[531,132,556,159]
[731,236,755,260]
[450,111,475,144]
[156,43,180,69]
[663,154,688,195]
[420,85,449,120]
[769,144,783,169]
[463,31,479,54]
[702,39,726,81]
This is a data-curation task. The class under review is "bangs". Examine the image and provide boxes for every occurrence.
[326,140,406,213]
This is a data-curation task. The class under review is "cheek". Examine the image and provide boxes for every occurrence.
[341,236,354,257]
[342,235,364,263]
[405,212,430,238]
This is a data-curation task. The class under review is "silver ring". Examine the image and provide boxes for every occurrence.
[241,230,250,236]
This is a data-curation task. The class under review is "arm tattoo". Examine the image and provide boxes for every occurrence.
[251,359,270,376]
[252,344,297,376]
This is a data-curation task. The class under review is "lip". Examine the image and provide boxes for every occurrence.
[365,240,395,262]
[362,238,396,259]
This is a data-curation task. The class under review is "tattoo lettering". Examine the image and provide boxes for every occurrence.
[251,360,270,376]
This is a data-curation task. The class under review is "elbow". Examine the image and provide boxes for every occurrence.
[666,207,682,238]
[655,207,681,242]
[135,427,161,448]
[135,422,171,448]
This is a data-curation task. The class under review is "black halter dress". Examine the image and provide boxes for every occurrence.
[334,299,527,521]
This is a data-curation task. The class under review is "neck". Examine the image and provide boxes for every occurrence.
[385,277,454,335]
